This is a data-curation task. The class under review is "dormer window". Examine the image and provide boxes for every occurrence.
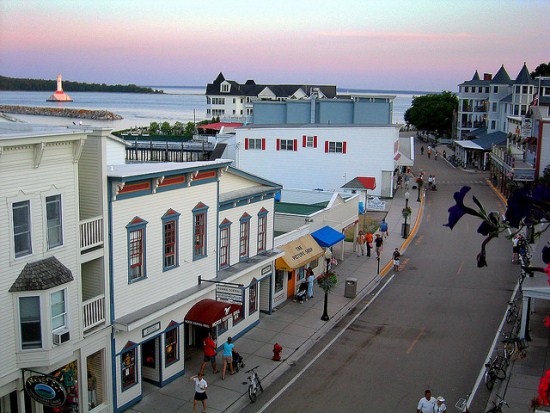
[221,82,230,93]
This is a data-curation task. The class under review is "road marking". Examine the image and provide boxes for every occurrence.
[406,327,425,354]
[255,275,397,413]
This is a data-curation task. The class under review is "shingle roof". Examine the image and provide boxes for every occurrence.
[205,72,337,98]
[491,65,512,84]
[9,256,74,292]
[514,63,536,85]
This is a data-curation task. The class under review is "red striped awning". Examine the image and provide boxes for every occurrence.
[197,122,243,131]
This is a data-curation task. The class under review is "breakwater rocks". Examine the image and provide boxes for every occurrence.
[0,105,123,120]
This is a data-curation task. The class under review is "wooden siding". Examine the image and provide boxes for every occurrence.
[79,137,104,220]
[219,171,264,194]
[111,181,219,319]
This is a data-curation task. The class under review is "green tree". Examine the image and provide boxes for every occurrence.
[404,91,458,137]
[149,122,160,134]
[530,62,550,78]
[160,121,171,135]
[184,122,196,138]
[172,121,184,135]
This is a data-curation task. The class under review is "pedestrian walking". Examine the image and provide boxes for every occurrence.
[427,147,432,159]
[190,372,208,413]
[356,231,366,256]
[434,151,438,160]
[512,234,520,263]
[392,248,401,272]
[428,175,433,189]
[199,332,218,376]
[420,146,424,155]
[379,218,389,238]
[417,389,437,413]
[404,174,410,190]
[442,150,447,159]
[374,233,384,258]
[221,337,235,379]
[306,267,315,299]
[434,396,447,412]
[365,231,373,257]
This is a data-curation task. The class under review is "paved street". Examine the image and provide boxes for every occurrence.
[240,141,520,413]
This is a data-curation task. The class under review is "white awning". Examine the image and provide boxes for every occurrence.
[455,140,483,150]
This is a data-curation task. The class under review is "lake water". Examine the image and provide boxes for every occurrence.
[0,86,421,130]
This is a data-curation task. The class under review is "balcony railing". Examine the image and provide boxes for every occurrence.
[80,216,103,251]
[83,294,105,331]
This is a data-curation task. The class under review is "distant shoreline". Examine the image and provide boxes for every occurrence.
[0,105,123,120]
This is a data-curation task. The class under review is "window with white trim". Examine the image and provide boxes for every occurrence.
[46,194,63,249]
[193,203,208,260]
[239,214,250,260]
[13,200,32,258]
[246,138,263,150]
[257,210,267,252]
[51,289,67,331]
[162,209,180,271]
[219,222,230,268]
[121,347,137,390]
[328,142,344,153]
[304,136,316,148]
[126,217,148,282]
[279,139,295,151]
[19,296,42,349]
[165,324,179,367]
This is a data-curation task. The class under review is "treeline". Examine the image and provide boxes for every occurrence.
[0,75,163,94]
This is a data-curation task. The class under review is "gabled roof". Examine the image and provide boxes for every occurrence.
[491,65,512,84]
[341,176,376,190]
[514,63,536,85]
[472,70,481,81]
[459,70,490,86]
[9,256,74,292]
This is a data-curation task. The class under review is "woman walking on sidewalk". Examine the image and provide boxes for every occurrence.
[190,372,208,413]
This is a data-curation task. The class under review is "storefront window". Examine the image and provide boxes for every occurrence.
[44,361,78,413]
[249,282,258,314]
[121,348,137,390]
[87,350,104,409]
[142,339,156,369]
[165,327,179,367]
[217,319,228,336]
[275,270,285,293]
[297,267,305,281]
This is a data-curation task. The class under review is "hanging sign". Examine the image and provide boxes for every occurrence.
[25,372,67,407]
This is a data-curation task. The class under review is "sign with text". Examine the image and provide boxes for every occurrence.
[367,197,386,211]
[216,284,243,304]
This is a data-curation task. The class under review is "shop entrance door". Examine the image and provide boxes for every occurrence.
[142,336,160,385]
[286,270,295,298]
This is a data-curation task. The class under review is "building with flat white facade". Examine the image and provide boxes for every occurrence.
[235,123,400,197]
[0,123,112,413]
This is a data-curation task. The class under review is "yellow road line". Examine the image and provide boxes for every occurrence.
[407,327,426,354]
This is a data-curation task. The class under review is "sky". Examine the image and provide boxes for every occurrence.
[1,0,549,92]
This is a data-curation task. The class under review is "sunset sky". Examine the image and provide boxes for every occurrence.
[1,0,548,92]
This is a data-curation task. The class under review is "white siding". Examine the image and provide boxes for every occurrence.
[235,126,399,196]
[111,181,219,319]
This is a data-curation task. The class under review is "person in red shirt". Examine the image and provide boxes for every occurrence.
[199,331,218,375]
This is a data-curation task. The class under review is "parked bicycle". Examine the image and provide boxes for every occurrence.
[502,331,527,363]
[485,394,509,413]
[245,365,264,403]
[484,355,506,390]
[505,300,519,324]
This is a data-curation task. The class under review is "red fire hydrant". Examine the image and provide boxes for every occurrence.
[272,342,283,361]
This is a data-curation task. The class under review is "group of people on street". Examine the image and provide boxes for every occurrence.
[356,230,374,257]
[417,389,447,412]
[420,145,445,162]
[192,333,239,412]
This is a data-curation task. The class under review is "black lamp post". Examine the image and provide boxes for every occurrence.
[403,192,410,239]
[321,249,333,321]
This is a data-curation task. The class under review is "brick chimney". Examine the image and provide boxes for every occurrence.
[483,73,493,81]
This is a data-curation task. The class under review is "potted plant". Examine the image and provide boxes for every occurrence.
[402,206,412,218]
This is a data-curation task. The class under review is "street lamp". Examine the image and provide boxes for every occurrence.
[403,192,410,239]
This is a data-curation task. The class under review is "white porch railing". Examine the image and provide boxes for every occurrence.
[83,295,105,331]
[80,216,103,251]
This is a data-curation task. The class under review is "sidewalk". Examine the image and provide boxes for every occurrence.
[128,188,424,413]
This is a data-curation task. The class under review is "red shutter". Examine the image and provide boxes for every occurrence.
[325,141,329,153]
[314,136,318,148]
[302,135,307,147]
[294,139,298,151]
[276,139,280,151]
[343,142,347,154]
[244,138,249,150]
[262,138,266,150]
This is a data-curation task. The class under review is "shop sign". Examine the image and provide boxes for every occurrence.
[216,284,243,304]
[25,373,67,407]
[367,197,386,211]
[142,321,161,337]
[261,265,271,275]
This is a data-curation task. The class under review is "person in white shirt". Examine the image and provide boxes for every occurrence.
[417,389,437,413]
[190,372,208,413]
[435,396,447,412]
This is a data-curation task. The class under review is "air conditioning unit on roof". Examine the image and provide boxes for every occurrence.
[52,329,70,345]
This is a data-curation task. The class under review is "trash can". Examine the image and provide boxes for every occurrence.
[344,278,358,298]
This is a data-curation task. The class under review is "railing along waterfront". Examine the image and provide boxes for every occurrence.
[83,294,105,330]
[80,216,103,250]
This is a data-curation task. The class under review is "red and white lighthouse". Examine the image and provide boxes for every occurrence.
[47,74,73,102]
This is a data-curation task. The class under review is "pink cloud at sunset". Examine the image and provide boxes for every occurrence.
[0,0,549,91]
